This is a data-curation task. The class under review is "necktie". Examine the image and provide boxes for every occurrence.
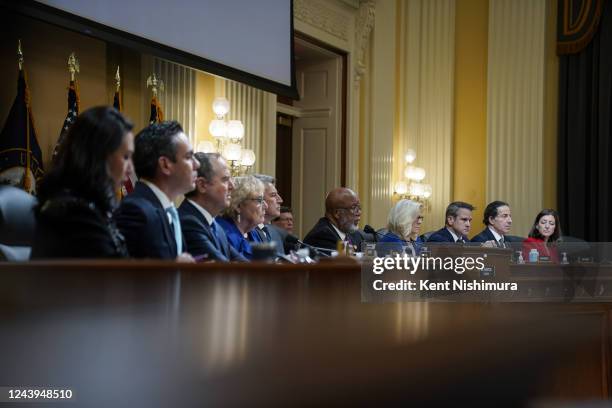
[209,220,222,250]
[261,225,271,242]
[457,237,465,244]
[498,237,505,248]
[166,206,182,255]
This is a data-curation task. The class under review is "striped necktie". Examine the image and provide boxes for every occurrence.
[166,206,182,255]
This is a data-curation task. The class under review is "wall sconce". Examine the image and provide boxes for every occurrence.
[394,149,432,209]
[197,97,255,176]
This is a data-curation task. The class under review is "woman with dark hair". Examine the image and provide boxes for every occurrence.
[522,209,562,262]
[31,106,134,258]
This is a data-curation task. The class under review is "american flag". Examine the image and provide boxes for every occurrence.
[113,89,136,197]
[149,96,164,124]
[0,69,44,194]
[52,80,79,160]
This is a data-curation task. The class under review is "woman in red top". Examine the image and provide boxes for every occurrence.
[523,209,562,262]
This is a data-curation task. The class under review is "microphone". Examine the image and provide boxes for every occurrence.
[285,235,334,257]
[364,225,386,242]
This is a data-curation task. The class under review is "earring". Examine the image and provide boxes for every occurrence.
[237,212,241,223]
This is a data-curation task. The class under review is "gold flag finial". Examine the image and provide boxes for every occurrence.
[115,66,121,91]
[17,40,23,70]
[68,52,80,81]
[146,73,164,97]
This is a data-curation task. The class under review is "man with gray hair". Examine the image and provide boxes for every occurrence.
[250,174,286,256]
[178,152,247,262]
[427,201,474,243]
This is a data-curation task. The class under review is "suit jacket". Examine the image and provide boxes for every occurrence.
[249,224,286,256]
[427,227,468,243]
[114,182,182,259]
[178,200,247,262]
[303,217,366,251]
[471,227,503,245]
[268,224,299,254]
[32,190,128,259]
[378,232,424,256]
[216,216,254,260]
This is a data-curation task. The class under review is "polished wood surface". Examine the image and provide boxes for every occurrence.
[0,260,610,406]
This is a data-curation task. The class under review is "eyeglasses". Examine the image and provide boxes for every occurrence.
[245,196,265,206]
[337,205,362,214]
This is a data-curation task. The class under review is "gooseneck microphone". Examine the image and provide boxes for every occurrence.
[285,235,334,257]
[363,225,386,242]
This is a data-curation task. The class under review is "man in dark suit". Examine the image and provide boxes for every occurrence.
[252,174,286,256]
[115,121,199,261]
[471,200,513,247]
[179,152,247,262]
[303,187,366,252]
[428,201,474,243]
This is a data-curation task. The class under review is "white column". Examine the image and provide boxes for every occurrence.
[365,0,395,228]
[487,0,547,236]
[397,0,455,232]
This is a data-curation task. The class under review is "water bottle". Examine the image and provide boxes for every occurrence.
[516,251,525,264]
[529,248,539,263]
[561,252,569,265]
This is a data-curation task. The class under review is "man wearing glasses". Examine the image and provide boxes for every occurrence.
[303,187,368,252]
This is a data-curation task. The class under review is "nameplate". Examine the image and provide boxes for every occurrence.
[480,266,495,277]
[538,256,551,262]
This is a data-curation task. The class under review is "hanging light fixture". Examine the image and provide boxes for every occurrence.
[196,97,255,176]
[394,148,432,209]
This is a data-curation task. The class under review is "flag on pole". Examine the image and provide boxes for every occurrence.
[149,95,164,124]
[52,80,79,160]
[146,73,164,124]
[113,89,121,111]
[112,67,136,198]
[0,69,44,193]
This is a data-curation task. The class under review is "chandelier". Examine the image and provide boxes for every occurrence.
[196,97,255,176]
[393,148,432,208]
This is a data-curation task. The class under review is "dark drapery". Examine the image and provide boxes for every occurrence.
[558,0,612,240]
[557,0,604,55]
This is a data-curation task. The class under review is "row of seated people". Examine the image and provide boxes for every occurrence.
[29,106,561,261]
[372,199,561,262]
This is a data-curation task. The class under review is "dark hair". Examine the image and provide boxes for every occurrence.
[528,209,562,242]
[273,206,293,222]
[38,106,133,213]
[483,200,509,226]
[184,152,221,198]
[445,201,474,221]
[133,121,183,179]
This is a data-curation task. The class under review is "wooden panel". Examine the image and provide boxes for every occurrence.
[0,261,610,404]
[535,309,609,399]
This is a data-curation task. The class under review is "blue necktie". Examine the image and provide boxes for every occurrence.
[166,206,182,255]
[260,225,271,242]
[209,220,221,250]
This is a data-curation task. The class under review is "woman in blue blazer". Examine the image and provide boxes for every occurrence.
[378,199,424,256]
[216,176,268,260]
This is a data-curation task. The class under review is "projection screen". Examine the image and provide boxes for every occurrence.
[3,0,297,98]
